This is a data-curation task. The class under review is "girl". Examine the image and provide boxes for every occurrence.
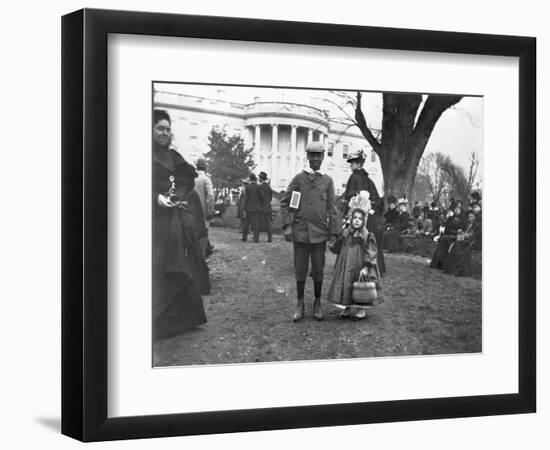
[327,208,383,320]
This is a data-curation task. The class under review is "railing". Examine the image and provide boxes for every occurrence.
[244,102,329,122]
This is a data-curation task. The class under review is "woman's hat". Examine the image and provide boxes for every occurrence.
[398,197,408,206]
[346,148,366,162]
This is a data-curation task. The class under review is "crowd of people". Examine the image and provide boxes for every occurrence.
[153,108,482,340]
[428,196,482,277]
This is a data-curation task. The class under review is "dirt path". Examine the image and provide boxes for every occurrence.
[153,227,481,366]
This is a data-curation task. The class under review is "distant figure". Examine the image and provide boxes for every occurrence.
[383,198,409,252]
[443,210,482,277]
[384,196,399,229]
[281,142,338,322]
[422,216,434,236]
[422,202,430,220]
[241,173,263,243]
[470,201,482,250]
[430,203,468,269]
[194,158,215,257]
[236,178,248,221]
[258,171,273,242]
[412,201,421,219]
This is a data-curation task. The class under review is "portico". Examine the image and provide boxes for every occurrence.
[245,103,329,191]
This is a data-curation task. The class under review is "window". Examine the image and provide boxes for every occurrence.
[190,135,198,140]
[328,141,334,157]
[342,144,349,159]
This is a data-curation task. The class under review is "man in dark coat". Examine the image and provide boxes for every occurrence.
[258,171,273,242]
[281,142,339,322]
[241,173,264,243]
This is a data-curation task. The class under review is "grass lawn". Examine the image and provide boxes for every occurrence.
[153,227,482,367]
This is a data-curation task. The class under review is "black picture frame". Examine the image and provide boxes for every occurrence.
[61,8,536,442]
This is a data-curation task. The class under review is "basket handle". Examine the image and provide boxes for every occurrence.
[359,272,369,283]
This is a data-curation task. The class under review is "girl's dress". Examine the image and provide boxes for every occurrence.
[327,227,383,307]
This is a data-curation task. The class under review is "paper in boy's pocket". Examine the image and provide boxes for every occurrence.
[289,191,301,209]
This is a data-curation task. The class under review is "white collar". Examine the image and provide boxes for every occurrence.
[303,167,324,176]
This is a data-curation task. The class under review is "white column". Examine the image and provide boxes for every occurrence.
[290,125,297,175]
[271,124,278,183]
[254,125,261,169]
[307,128,313,145]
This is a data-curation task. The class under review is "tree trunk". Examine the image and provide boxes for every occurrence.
[354,92,463,202]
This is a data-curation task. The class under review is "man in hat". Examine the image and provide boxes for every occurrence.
[281,141,339,322]
[194,158,215,257]
[258,171,273,242]
[241,173,264,243]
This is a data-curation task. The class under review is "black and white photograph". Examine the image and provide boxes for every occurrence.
[152,83,483,366]
[2,0,544,448]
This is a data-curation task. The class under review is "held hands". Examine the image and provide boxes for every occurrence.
[283,225,293,242]
[359,266,369,277]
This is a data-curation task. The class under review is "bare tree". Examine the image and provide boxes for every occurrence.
[466,150,480,194]
[354,92,463,200]
[438,155,470,204]
[418,152,449,204]
[315,91,464,200]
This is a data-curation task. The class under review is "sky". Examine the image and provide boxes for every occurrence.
[155,82,484,182]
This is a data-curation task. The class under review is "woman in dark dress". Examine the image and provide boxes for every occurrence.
[382,198,409,252]
[367,198,387,276]
[342,149,381,215]
[153,109,208,340]
[443,211,481,277]
[430,203,468,270]
[342,149,385,274]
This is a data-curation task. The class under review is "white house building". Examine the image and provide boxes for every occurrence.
[154,89,383,195]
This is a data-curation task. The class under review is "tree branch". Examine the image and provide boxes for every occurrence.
[313,94,357,124]
[354,91,381,152]
[412,95,463,142]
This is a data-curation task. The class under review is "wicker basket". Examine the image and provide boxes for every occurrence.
[351,273,378,305]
